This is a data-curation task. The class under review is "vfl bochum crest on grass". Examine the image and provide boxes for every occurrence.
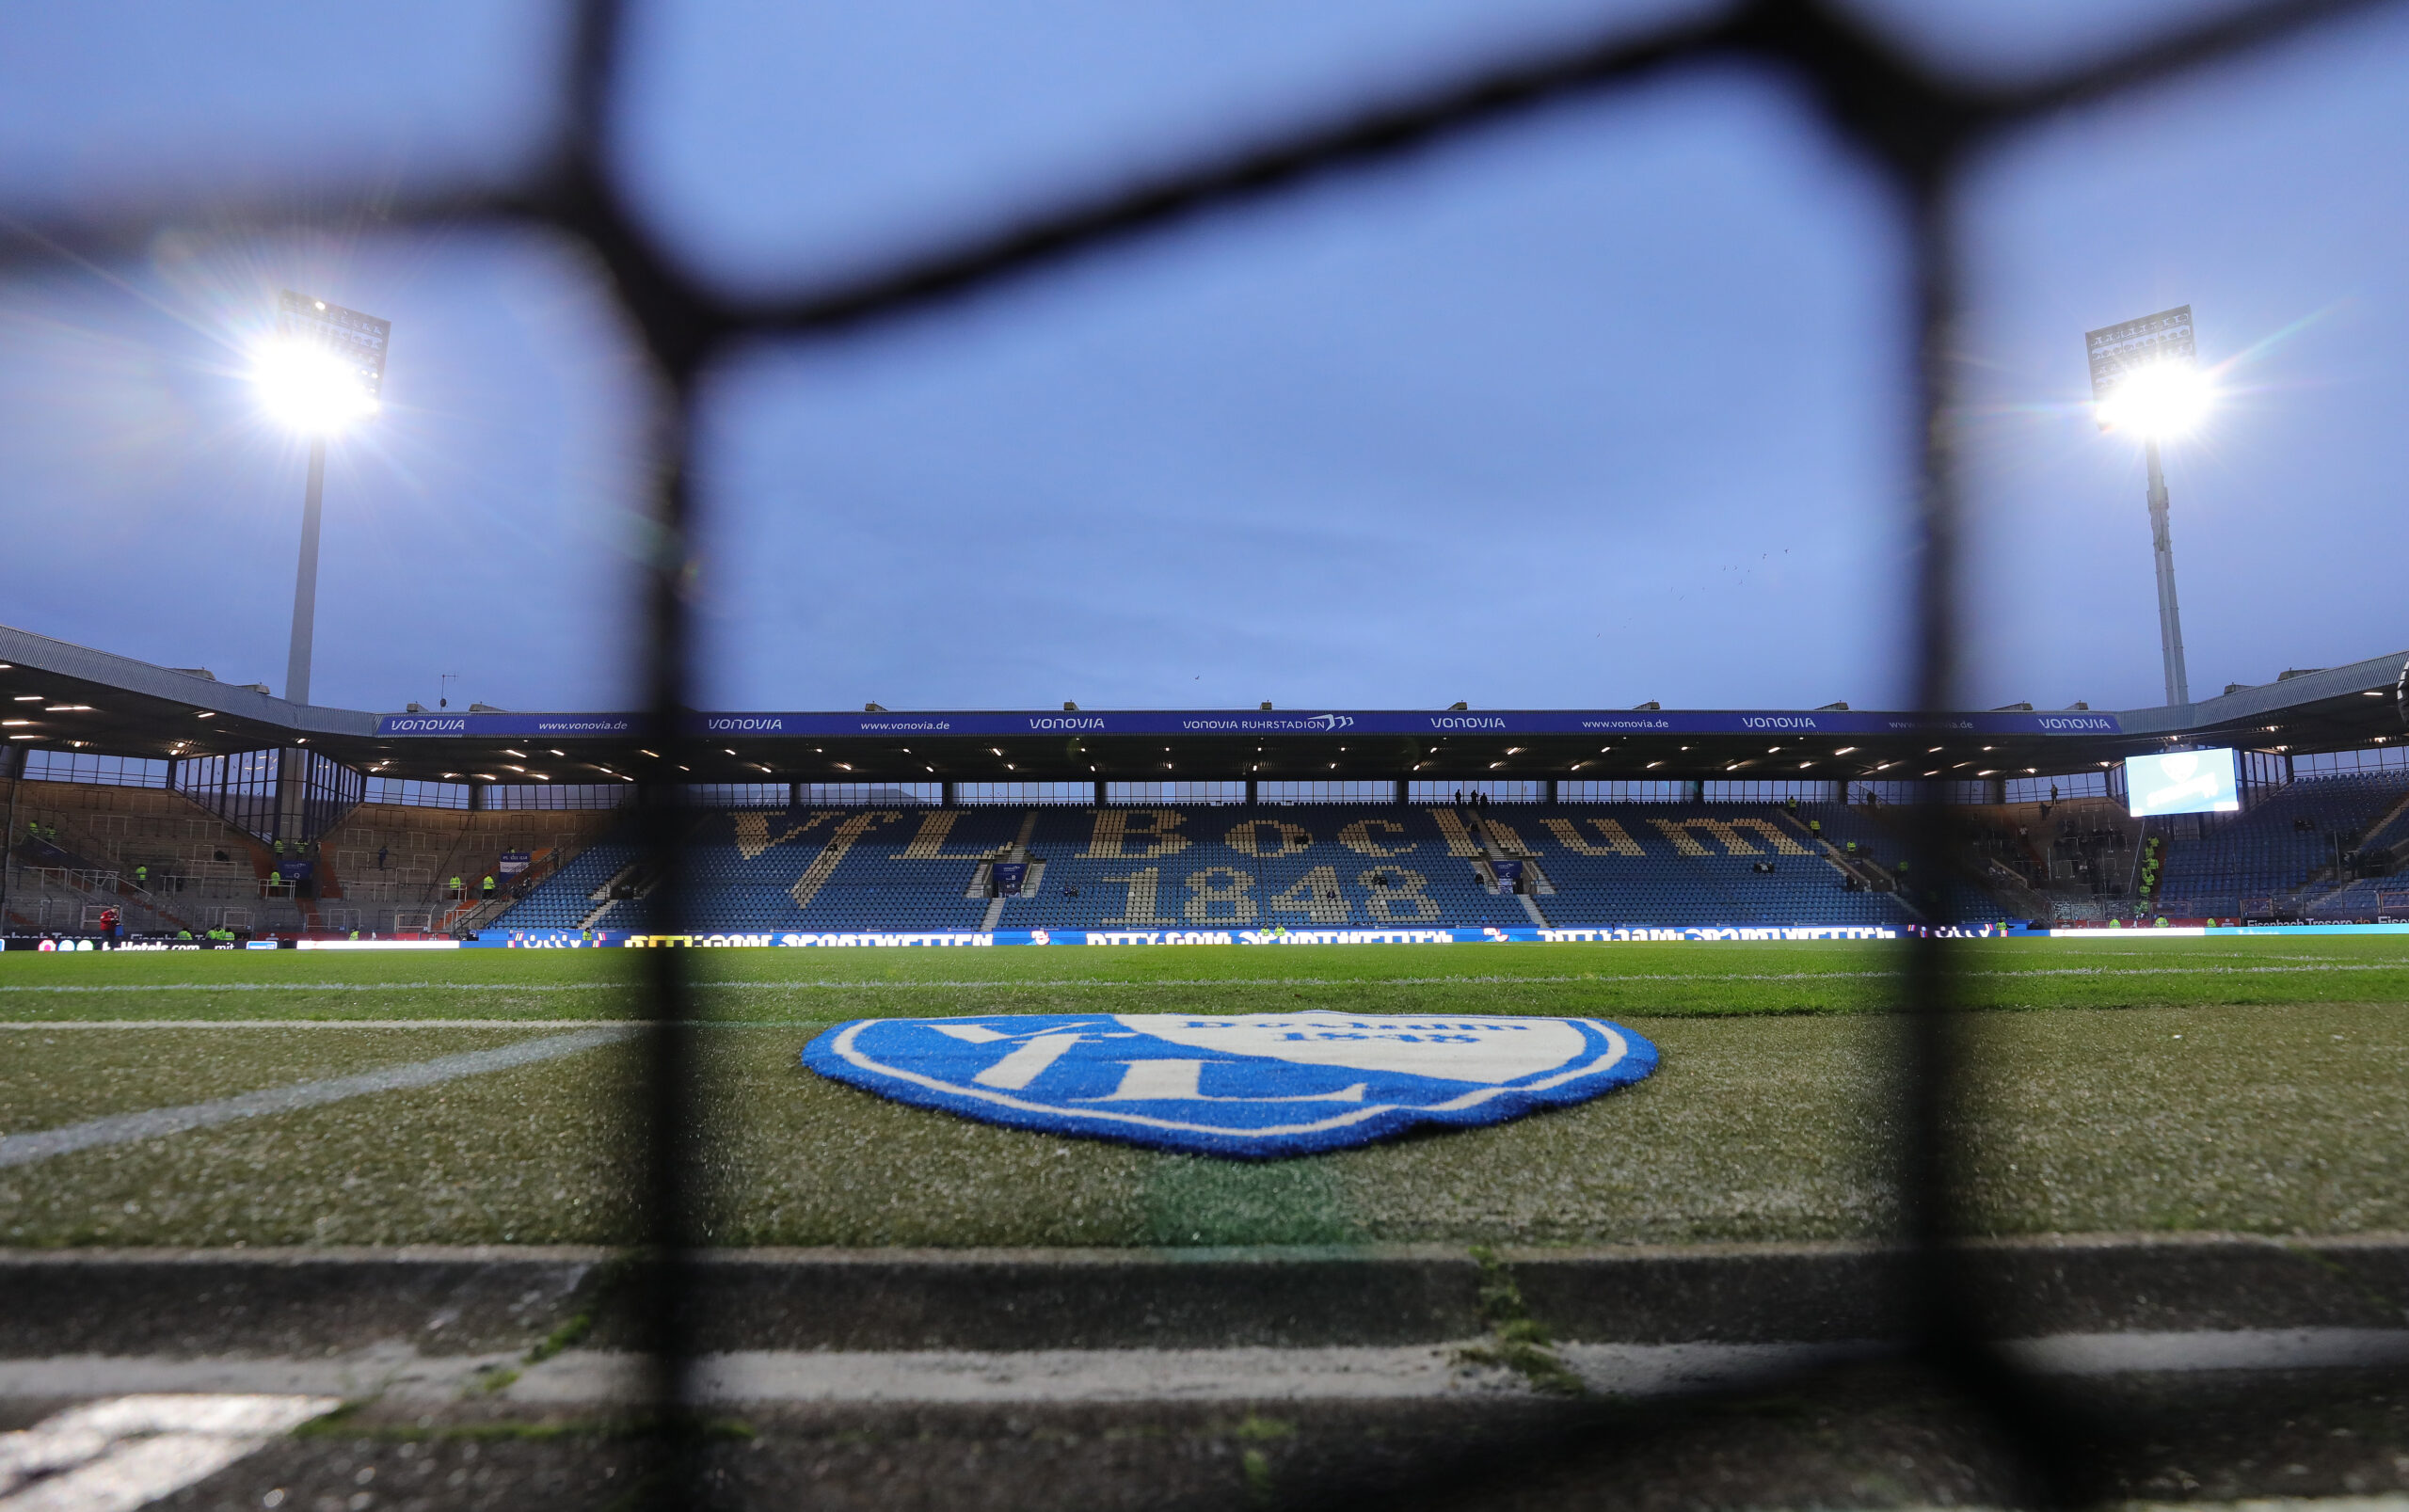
[801,1013,1659,1158]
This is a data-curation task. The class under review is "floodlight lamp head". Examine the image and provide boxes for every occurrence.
[2094,360,2210,439]
[254,336,379,433]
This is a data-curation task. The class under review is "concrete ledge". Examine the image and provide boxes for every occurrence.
[1,1233,2401,1358]
[1958,1231,2409,1338]
[0,1246,602,1356]
[665,1244,1484,1353]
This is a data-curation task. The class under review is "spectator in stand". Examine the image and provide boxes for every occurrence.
[376,845,388,870]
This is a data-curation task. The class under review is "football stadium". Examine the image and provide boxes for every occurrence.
[8,625,2409,948]
[8,4,2409,1510]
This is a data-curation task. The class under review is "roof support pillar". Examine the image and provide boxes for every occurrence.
[1093,779,1108,807]
[1394,778,1407,805]
[275,747,308,843]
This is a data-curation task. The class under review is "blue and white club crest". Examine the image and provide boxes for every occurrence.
[802,1013,1658,1158]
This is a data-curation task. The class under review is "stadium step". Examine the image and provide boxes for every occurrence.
[7,1239,2409,1507]
[981,808,1043,930]
[8,1234,2406,1359]
[8,1239,2409,1510]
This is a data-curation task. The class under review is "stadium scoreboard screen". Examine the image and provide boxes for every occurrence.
[2124,747,2240,817]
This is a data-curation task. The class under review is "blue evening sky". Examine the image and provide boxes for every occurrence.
[0,1,2401,718]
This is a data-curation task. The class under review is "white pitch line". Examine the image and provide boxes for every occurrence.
[0,1027,633,1170]
[0,1020,650,1030]
[0,983,630,994]
[0,1394,336,1511]
[4,1329,2401,1412]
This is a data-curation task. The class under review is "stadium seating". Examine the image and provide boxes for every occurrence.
[2152,772,2409,916]
[713,806,1025,933]
[2293,876,2403,920]
[495,802,1941,932]
[492,806,1028,934]
[1006,804,1532,932]
[1496,803,1926,928]
[487,781,2409,934]
[489,834,646,930]
[2348,783,2409,861]
[325,805,623,930]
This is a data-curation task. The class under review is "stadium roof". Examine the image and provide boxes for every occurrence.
[3,621,2401,788]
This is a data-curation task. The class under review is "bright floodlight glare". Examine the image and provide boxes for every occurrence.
[254,337,379,433]
[2095,360,2211,438]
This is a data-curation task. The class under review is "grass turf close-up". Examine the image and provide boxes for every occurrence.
[1,936,2403,1249]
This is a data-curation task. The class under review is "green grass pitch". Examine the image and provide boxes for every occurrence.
[3,937,2405,1249]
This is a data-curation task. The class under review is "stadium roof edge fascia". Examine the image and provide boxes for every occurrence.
[2110,648,2409,736]
[1,622,2402,785]
[0,621,375,738]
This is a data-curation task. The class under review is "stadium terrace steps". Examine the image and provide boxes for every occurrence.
[492,836,642,931]
[491,803,1936,934]
[327,804,625,933]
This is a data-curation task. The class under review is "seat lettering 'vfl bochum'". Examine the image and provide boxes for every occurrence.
[801,1013,1658,1157]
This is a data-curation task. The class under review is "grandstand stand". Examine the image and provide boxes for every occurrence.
[0,777,628,938]
[2,778,260,936]
[2152,772,2409,917]
[491,803,1945,934]
[493,806,1029,934]
[323,805,622,935]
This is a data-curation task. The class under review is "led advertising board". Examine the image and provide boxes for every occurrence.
[2125,747,2240,817]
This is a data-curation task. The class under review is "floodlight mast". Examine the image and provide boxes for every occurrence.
[2087,306,2197,709]
[2142,437,2187,708]
[265,291,390,706]
[290,436,327,707]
